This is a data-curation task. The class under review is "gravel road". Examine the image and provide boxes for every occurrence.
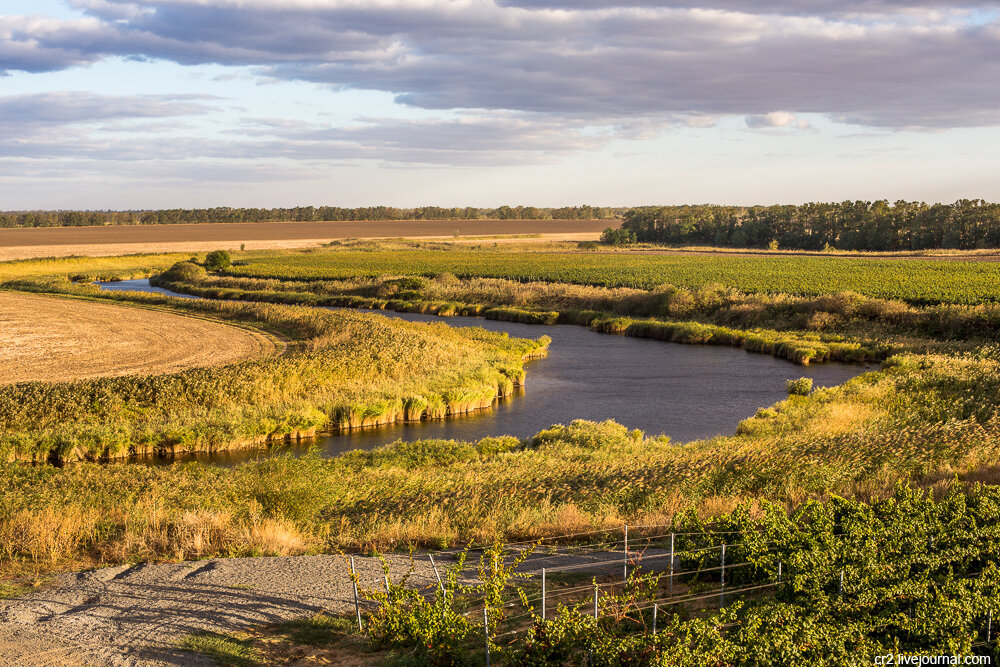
[0,547,652,666]
[0,554,436,666]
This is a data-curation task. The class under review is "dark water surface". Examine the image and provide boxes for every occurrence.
[99,280,878,465]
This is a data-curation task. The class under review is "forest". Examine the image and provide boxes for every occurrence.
[617,199,1000,251]
[0,205,617,228]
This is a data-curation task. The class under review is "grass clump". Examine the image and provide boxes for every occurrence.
[786,377,813,396]
[181,631,259,667]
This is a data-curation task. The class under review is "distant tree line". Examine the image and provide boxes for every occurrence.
[0,205,618,229]
[618,200,1000,251]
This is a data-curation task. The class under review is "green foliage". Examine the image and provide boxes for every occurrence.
[205,249,232,271]
[786,377,813,396]
[223,247,1000,305]
[159,260,207,283]
[601,227,637,246]
[0,205,617,228]
[362,487,1000,665]
[362,553,476,665]
[620,200,1000,251]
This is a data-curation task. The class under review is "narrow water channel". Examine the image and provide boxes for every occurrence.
[99,279,878,465]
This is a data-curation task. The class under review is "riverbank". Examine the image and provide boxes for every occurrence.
[152,264,885,366]
[0,288,547,463]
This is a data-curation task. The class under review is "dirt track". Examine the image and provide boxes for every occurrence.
[0,547,651,666]
[0,292,277,383]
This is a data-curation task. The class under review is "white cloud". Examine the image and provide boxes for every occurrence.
[746,111,811,129]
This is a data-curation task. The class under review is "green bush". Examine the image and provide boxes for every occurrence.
[600,227,636,246]
[205,249,232,271]
[156,261,207,284]
[786,377,814,396]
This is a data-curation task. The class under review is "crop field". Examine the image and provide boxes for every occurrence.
[225,246,1000,305]
[0,292,277,383]
[0,219,608,261]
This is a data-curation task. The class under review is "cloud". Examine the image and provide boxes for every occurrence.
[0,92,215,126]
[494,0,997,15]
[0,92,621,168]
[1,0,999,131]
[746,111,811,129]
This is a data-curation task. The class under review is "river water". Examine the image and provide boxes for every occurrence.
[99,279,878,464]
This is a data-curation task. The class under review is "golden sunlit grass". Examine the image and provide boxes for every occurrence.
[2,246,1000,586]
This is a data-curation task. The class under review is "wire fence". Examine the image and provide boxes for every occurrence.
[350,522,1000,664]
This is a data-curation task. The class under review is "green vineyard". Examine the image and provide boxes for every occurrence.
[226,249,1000,305]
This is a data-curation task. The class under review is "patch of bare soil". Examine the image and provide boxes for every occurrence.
[0,292,277,383]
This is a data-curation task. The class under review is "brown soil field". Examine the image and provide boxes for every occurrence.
[0,219,611,261]
[0,292,278,383]
[0,219,610,246]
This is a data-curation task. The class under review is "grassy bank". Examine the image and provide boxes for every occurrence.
[220,242,1000,304]
[0,286,546,463]
[4,341,1000,578]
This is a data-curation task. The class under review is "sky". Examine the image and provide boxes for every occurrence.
[1,0,999,209]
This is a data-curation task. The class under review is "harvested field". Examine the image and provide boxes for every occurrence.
[0,292,277,383]
[0,219,610,261]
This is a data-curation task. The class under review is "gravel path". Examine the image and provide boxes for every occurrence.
[0,547,653,666]
[0,554,437,666]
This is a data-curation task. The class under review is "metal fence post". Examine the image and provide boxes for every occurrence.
[623,524,629,584]
[429,554,444,594]
[778,561,782,583]
[653,603,658,634]
[541,567,546,620]
[838,570,844,596]
[484,606,491,667]
[350,556,363,633]
[594,583,599,619]
[720,544,726,608]
[669,532,675,598]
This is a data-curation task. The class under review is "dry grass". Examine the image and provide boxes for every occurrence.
[0,292,278,383]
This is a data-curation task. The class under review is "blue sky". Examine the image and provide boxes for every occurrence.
[1,0,999,209]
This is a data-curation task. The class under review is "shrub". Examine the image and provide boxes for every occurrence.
[205,250,232,271]
[786,377,813,396]
[600,227,636,246]
[156,261,207,284]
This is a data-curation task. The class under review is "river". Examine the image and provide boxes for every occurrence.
[98,279,877,465]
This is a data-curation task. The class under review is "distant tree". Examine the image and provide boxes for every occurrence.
[600,227,636,246]
[204,250,231,271]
